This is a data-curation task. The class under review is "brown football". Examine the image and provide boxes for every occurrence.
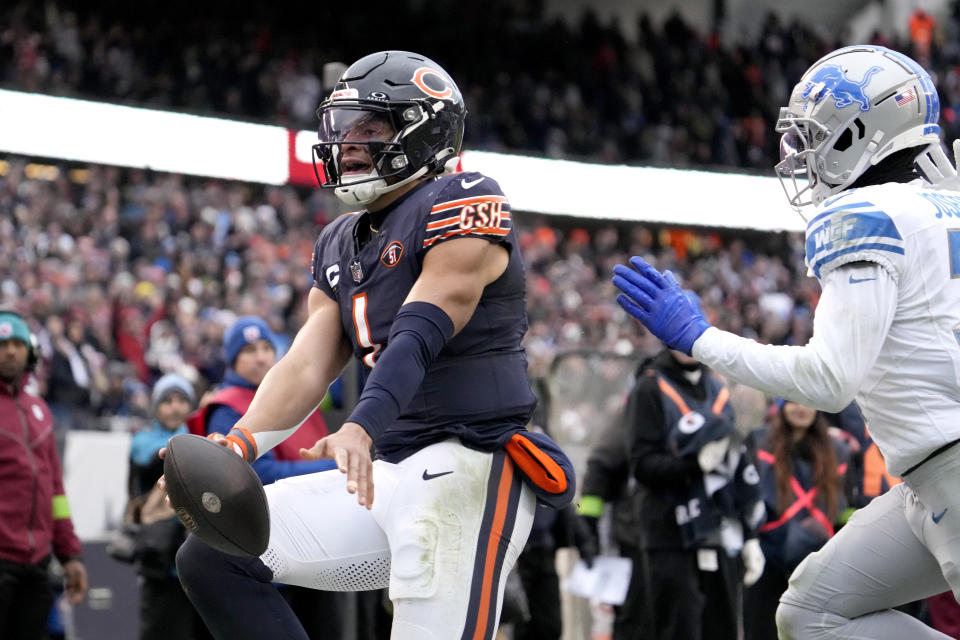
[163,434,270,556]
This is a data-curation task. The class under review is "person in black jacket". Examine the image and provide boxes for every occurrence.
[578,416,649,640]
[628,347,765,640]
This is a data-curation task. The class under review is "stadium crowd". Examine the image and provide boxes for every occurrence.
[0,155,814,430]
[5,0,960,171]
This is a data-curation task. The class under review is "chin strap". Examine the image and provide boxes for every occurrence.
[335,175,388,205]
[335,165,431,205]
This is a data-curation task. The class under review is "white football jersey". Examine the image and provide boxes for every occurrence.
[804,181,960,473]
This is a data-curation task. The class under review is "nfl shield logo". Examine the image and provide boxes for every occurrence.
[0,322,11,339]
[349,257,364,283]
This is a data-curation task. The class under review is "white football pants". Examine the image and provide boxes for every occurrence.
[259,438,536,640]
[777,443,960,639]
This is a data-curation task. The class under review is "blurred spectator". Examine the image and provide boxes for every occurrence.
[7,1,960,169]
[0,155,342,416]
[120,373,209,640]
[513,475,597,640]
[744,399,858,640]
[185,315,343,638]
[909,8,937,64]
[0,309,87,639]
[43,312,108,448]
[98,361,151,424]
[627,346,765,640]
[577,417,648,640]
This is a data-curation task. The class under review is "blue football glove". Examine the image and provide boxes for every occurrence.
[612,256,711,355]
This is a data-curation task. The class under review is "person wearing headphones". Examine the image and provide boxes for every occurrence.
[0,310,87,639]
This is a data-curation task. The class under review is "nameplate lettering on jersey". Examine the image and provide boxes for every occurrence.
[423,195,511,249]
[920,192,960,219]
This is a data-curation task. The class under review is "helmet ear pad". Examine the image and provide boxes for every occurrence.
[408,109,462,173]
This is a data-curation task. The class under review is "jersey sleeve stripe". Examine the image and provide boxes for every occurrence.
[422,227,510,248]
[806,210,902,247]
[425,215,463,231]
[811,243,905,278]
[430,195,508,214]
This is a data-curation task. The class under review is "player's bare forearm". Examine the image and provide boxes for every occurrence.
[405,236,509,332]
[236,288,352,435]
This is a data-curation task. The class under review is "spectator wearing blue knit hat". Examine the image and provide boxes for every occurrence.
[185,315,343,639]
[187,316,337,483]
[129,374,195,482]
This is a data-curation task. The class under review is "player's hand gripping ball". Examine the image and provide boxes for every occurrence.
[163,434,270,556]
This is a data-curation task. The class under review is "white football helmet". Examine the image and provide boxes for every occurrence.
[775,45,942,211]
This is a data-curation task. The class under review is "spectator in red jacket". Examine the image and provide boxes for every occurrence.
[188,315,337,483]
[0,309,87,640]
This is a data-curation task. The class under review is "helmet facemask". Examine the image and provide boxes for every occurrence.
[774,107,842,220]
[313,98,458,205]
[775,111,834,218]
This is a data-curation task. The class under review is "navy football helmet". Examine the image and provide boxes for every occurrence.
[313,51,466,205]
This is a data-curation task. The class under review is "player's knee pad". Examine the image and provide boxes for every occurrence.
[940,560,960,602]
[777,600,849,639]
[390,621,441,640]
[176,535,273,599]
[775,600,806,640]
[389,508,460,601]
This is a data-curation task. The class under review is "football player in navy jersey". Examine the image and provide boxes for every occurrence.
[165,51,575,640]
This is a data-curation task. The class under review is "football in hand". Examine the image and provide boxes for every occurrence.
[163,433,270,556]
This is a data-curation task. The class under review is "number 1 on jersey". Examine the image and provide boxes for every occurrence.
[351,293,382,368]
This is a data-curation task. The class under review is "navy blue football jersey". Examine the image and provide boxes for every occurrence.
[311,172,537,461]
